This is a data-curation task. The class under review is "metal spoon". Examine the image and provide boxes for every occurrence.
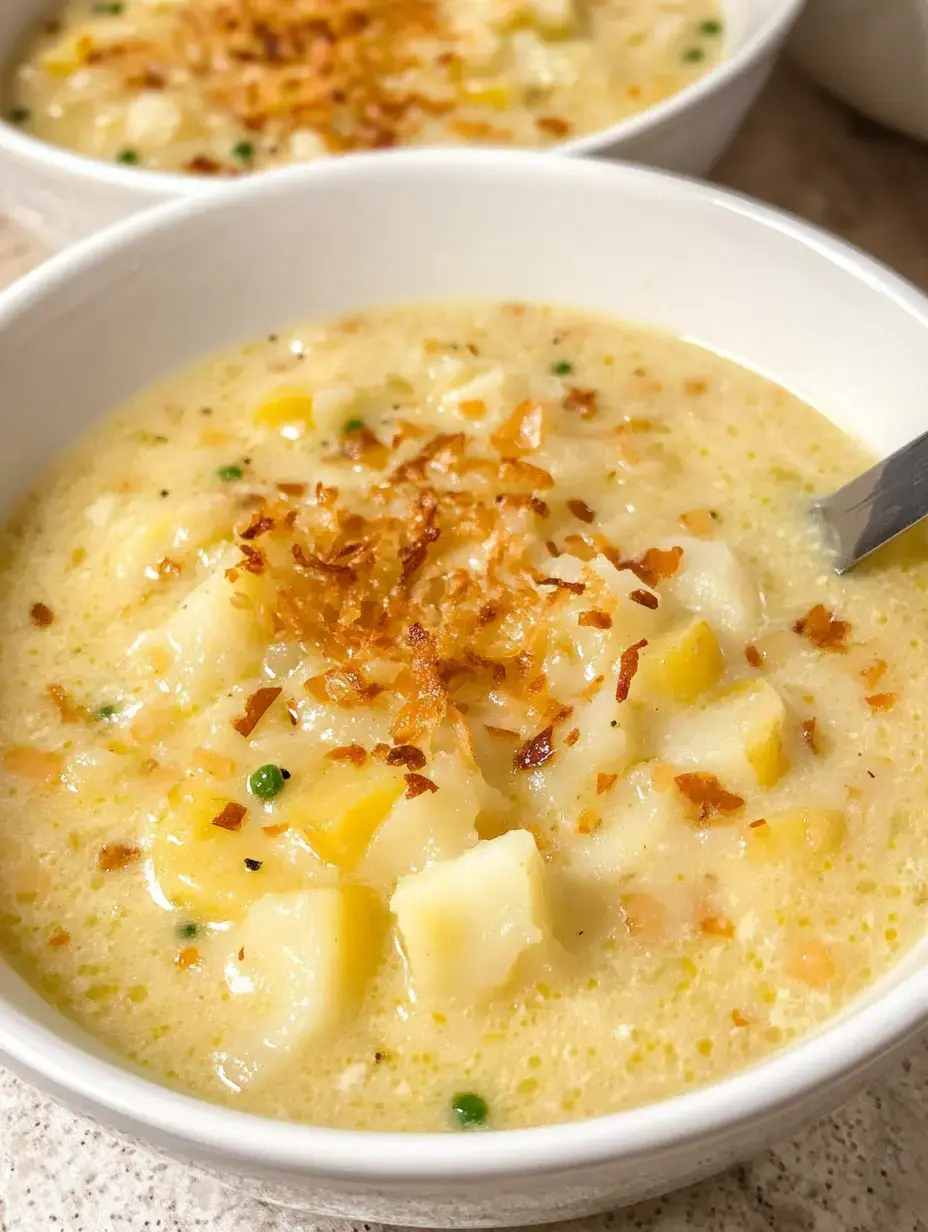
[814,429,928,573]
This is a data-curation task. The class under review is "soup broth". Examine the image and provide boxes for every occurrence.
[0,302,925,1132]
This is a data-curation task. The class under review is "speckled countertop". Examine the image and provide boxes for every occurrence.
[1,60,927,1232]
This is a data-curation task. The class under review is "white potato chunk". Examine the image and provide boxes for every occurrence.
[526,679,639,822]
[657,679,788,792]
[125,92,181,145]
[361,752,481,886]
[289,128,327,161]
[163,559,268,706]
[567,763,685,880]
[511,29,576,86]
[215,887,383,1090]
[390,829,548,1002]
[659,536,762,638]
[107,493,233,582]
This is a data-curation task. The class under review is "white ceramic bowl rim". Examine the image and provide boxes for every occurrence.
[0,0,805,196]
[0,149,926,1184]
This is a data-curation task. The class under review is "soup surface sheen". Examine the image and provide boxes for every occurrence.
[0,302,925,1133]
[6,0,722,171]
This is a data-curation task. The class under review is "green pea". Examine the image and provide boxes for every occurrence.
[551,361,573,377]
[232,140,254,161]
[217,464,243,482]
[248,764,286,801]
[117,149,140,164]
[451,1092,488,1128]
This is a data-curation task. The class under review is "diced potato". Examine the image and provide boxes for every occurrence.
[524,677,639,822]
[216,887,383,1089]
[390,829,548,1002]
[293,764,406,870]
[361,752,480,885]
[254,387,315,437]
[108,493,233,581]
[289,129,328,161]
[747,808,846,862]
[163,562,269,707]
[310,385,355,435]
[567,763,689,880]
[638,618,724,704]
[40,31,94,76]
[149,784,303,921]
[510,29,574,86]
[659,536,761,638]
[125,92,182,145]
[657,679,788,792]
[748,719,789,788]
[586,556,666,642]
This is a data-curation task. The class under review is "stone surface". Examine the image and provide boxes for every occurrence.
[1,60,928,1232]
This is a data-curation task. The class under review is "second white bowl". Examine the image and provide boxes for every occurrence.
[0,0,804,249]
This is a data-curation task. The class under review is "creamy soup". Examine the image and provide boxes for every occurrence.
[5,0,722,171]
[0,302,925,1134]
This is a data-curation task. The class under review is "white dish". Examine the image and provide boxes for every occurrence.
[791,0,928,143]
[0,150,926,1226]
[0,0,804,249]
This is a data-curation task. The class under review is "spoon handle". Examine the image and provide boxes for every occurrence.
[814,428,928,574]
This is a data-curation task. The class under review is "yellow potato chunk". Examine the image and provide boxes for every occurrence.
[253,387,315,436]
[216,887,384,1089]
[638,618,724,704]
[40,31,94,76]
[658,679,788,792]
[747,808,846,862]
[295,764,406,871]
[149,784,300,921]
[390,829,548,1002]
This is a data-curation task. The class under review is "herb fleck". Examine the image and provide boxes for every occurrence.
[217,464,243,482]
[551,360,573,376]
[117,149,140,164]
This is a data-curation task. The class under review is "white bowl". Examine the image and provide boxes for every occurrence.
[0,0,805,249]
[791,0,928,143]
[0,151,926,1227]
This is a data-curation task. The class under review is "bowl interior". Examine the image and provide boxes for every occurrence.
[0,150,925,1170]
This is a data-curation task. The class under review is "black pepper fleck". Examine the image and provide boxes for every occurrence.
[244,857,263,871]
